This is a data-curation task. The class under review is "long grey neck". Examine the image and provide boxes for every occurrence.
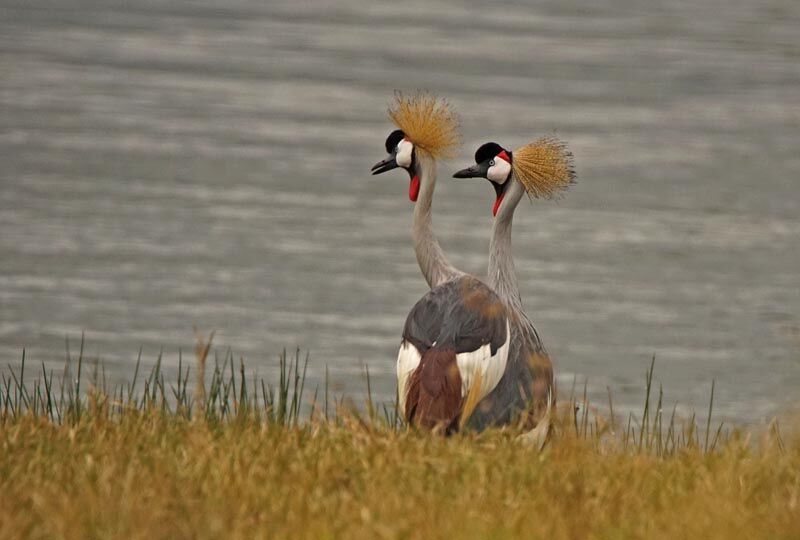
[488,179,526,313]
[412,153,462,289]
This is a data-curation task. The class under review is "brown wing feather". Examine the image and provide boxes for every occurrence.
[407,348,462,433]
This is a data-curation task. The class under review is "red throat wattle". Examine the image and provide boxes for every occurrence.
[409,175,420,202]
[492,193,505,216]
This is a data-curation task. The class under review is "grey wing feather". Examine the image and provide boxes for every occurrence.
[402,276,507,355]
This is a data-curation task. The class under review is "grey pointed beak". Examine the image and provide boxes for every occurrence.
[371,155,399,175]
[453,162,488,179]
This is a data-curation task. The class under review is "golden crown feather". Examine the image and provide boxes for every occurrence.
[512,136,576,199]
[388,91,462,159]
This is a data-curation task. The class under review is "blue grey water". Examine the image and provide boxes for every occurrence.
[1,0,799,424]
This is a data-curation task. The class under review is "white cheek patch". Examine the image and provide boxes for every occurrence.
[395,140,413,168]
[487,156,511,184]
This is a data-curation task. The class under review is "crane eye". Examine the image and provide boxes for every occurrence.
[489,160,495,166]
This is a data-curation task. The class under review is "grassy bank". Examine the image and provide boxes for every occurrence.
[2,412,798,540]
[0,343,798,539]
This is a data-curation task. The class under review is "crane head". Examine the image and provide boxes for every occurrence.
[453,142,512,216]
[370,129,420,202]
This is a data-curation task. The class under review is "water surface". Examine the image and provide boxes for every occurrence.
[2,0,799,423]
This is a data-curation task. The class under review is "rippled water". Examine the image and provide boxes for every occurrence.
[2,0,799,423]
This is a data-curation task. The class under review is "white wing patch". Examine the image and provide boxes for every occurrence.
[456,319,510,403]
[396,340,421,418]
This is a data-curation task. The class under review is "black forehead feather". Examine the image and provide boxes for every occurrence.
[385,130,405,153]
[474,142,506,163]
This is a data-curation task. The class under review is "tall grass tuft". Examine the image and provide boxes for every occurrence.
[0,337,783,458]
[1,336,316,429]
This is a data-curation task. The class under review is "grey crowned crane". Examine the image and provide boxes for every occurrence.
[371,93,511,433]
[453,137,576,430]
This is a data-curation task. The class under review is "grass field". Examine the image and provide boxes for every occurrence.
[0,341,798,539]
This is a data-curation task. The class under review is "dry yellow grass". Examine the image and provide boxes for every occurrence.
[1,347,797,539]
[1,411,798,540]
